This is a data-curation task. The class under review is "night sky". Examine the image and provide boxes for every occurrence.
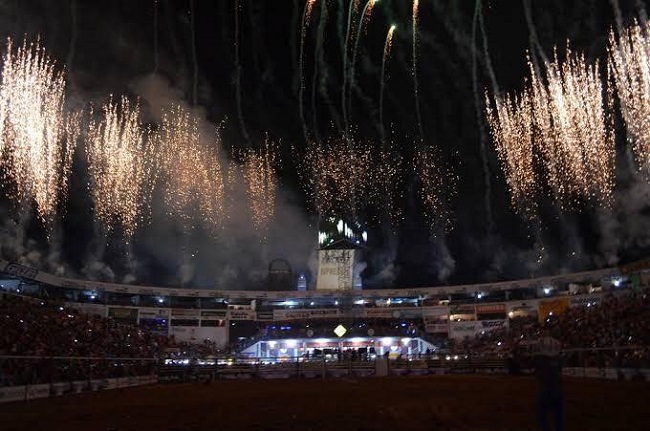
[1,0,649,290]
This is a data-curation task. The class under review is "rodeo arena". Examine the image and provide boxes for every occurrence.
[1,238,650,430]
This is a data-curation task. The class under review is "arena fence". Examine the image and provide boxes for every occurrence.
[2,346,649,402]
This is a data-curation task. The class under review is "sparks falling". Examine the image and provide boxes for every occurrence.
[240,138,280,232]
[608,20,650,170]
[85,96,156,240]
[299,136,373,218]
[485,88,537,216]
[485,45,615,214]
[0,38,77,230]
[157,105,225,232]
[414,145,456,233]
[298,0,319,143]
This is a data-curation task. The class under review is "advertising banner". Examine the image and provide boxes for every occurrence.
[448,321,477,340]
[228,310,256,320]
[476,319,507,333]
[475,303,506,314]
[317,249,354,290]
[364,308,396,319]
[108,307,138,321]
[273,308,340,321]
[538,297,571,322]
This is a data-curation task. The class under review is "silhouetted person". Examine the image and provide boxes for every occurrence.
[534,328,564,431]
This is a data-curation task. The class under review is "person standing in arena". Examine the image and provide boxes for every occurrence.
[534,327,564,431]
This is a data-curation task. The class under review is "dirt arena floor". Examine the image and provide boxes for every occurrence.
[1,375,649,431]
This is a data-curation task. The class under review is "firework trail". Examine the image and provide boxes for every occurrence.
[472,0,493,231]
[240,138,280,232]
[341,0,361,135]
[189,0,198,105]
[609,0,625,36]
[347,0,377,127]
[234,0,250,143]
[522,0,550,76]
[66,0,77,76]
[298,0,318,144]
[412,0,424,142]
[153,0,159,74]
[608,20,650,171]
[85,96,156,241]
[0,38,77,232]
[310,0,328,143]
[379,25,396,142]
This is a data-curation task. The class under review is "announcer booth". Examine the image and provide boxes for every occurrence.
[239,323,438,362]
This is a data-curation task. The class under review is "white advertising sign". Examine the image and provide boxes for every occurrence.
[317,249,355,290]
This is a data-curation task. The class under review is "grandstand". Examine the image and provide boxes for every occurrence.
[0,259,646,355]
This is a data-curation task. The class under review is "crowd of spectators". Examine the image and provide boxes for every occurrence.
[454,289,650,369]
[0,293,171,385]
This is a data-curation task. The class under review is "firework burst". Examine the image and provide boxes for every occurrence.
[414,145,456,233]
[608,20,650,170]
[157,105,225,232]
[85,96,156,240]
[0,38,77,230]
[240,138,280,232]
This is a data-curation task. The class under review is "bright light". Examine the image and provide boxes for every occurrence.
[543,287,551,295]
[285,339,297,348]
[381,337,393,346]
[315,338,328,344]
[612,278,621,287]
[401,337,411,345]
[349,337,364,343]
[158,298,164,304]
[268,341,277,348]
[354,299,365,305]
[508,311,514,318]
[334,324,347,337]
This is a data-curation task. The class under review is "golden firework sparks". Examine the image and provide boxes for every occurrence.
[157,105,225,232]
[608,20,650,170]
[486,44,614,214]
[0,38,77,229]
[240,137,280,231]
[414,145,456,233]
[85,96,155,240]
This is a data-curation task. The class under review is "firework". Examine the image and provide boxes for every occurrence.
[532,46,614,208]
[412,0,424,141]
[341,0,363,134]
[347,0,378,126]
[369,142,403,226]
[240,138,279,231]
[298,0,318,143]
[485,44,614,214]
[157,105,225,232]
[234,0,250,143]
[485,88,537,216]
[300,135,373,218]
[608,20,650,170]
[85,96,155,240]
[414,145,456,233]
[379,25,396,141]
[0,38,77,229]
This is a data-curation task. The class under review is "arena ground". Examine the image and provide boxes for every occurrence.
[1,375,648,431]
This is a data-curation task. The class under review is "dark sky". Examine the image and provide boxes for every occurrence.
[0,0,649,289]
